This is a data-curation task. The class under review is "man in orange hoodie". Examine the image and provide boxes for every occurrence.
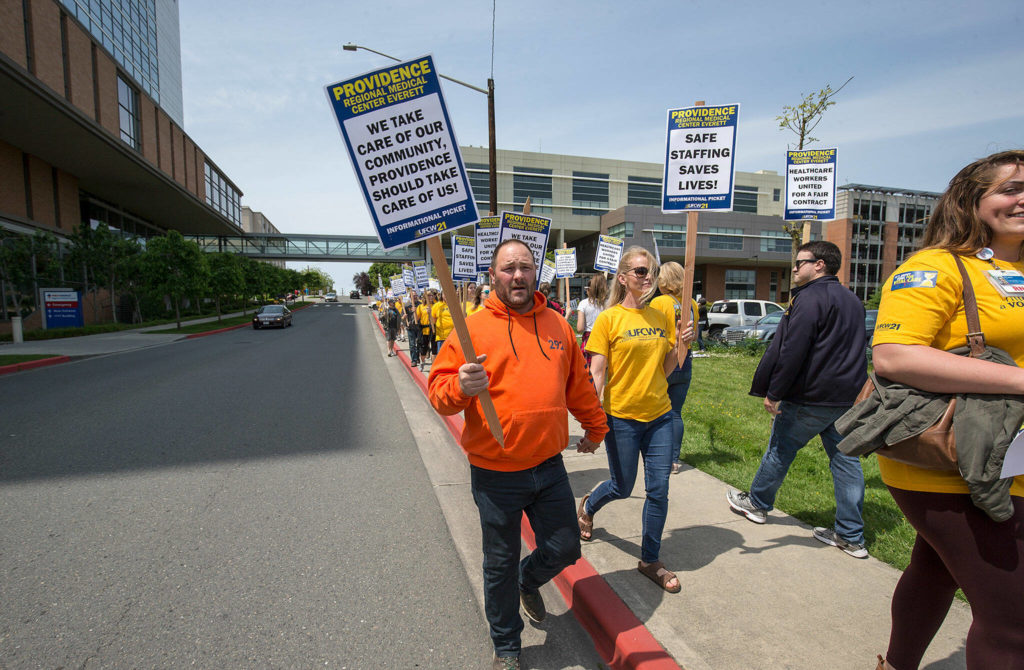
[429,239,607,670]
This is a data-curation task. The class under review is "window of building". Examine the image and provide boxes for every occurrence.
[606,222,634,238]
[773,188,781,202]
[572,171,609,216]
[898,203,930,224]
[204,162,241,226]
[760,230,791,253]
[653,223,685,248]
[769,271,779,302]
[724,270,756,299]
[708,227,744,251]
[117,74,139,149]
[853,198,887,221]
[734,185,758,213]
[628,176,662,207]
[513,166,552,213]
[465,163,490,209]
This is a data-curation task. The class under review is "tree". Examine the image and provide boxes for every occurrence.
[206,253,245,320]
[352,271,372,296]
[777,77,854,262]
[302,266,333,294]
[366,262,402,293]
[139,231,208,328]
[0,229,61,320]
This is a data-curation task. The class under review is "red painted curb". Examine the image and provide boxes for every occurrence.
[0,355,71,376]
[185,322,250,338]
[375,311,679,669]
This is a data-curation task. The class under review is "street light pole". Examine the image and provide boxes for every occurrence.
[343,43,498,216]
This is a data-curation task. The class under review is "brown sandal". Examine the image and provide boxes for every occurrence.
[637,561,681,594]
[577,494,594,541]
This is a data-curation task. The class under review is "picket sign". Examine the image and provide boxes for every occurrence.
[678,101,703,367]
[427,236,504,447]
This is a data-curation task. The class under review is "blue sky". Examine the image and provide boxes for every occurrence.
[178,0,1024,289]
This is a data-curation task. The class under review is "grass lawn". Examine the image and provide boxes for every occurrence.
[0,354,61,366]
[681,351,916,571]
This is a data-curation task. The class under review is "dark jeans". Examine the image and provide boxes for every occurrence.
[406,327,420,363]
[470,454,581,656]
[667,353,693,464]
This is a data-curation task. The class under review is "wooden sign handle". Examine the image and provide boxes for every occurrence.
[427,236,505,447]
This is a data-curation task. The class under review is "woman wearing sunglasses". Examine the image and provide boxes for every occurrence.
[579,247,692,593]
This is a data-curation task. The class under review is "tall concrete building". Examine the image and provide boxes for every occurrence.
[0,0,242,241]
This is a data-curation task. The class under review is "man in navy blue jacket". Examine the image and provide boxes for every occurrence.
[727,241,869,558]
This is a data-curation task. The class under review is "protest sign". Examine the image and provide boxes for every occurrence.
[475,216,501,272]
[785,148,837,220]
[663,103,739,212]
[554,248,577,279]
[498,211,551,273]
[452,235,477,281]
[412,260,429,289]
[540,258,556,285]
[402,264,416,291]
[325,55,479,249]
[594,235,624,273]
[390,274,407,296]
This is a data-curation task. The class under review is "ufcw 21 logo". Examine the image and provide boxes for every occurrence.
[891,270,938,290]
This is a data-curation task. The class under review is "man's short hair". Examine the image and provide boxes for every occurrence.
[490,238,534,269]
[797,240,842,275]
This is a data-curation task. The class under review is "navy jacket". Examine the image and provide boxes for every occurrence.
[750,275,867,406]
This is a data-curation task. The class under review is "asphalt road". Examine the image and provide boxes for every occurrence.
[0,302,492,668]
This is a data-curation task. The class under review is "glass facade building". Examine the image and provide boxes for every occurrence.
[57,0,184,127]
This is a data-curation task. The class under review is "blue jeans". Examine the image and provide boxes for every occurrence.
[748,401,865,544]
[586,411,674,563]
[470,454,581,656]
[406,327,420,363]
[667,353,693,464]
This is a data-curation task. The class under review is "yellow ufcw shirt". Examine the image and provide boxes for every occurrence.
[872,249,1024,497]
[432,301,453,341]
[586,304,672,422]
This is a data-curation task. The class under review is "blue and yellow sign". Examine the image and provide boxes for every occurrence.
[325,55,479,250]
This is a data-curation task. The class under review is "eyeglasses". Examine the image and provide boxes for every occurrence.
[793,258,819,269]
[625,266,650,278]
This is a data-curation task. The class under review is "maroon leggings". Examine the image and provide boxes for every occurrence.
[886,488,1024,669]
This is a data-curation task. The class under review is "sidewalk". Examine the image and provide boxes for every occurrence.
[380,315,971,670]
[0,305,298,357]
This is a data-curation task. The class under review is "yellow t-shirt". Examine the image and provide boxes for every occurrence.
[586,304,672,422]
[432,301,453,341]
[873,249,1024,496]
[649,294,699,344]
[466,303,484,316]
[416,303,431,334]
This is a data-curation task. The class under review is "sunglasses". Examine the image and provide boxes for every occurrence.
[625,266,650,278]
[793,258,819,269]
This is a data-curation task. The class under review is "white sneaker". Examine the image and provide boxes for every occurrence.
[813,527,868,559]
[726,489,767,524]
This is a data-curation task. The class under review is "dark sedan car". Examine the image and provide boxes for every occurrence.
[252,304,292,329]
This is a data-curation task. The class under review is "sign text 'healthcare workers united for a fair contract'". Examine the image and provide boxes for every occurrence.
[785,148,837,220]
[663,104,739,212]
[325,55,479,249]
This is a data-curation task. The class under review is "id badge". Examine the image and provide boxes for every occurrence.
[985,268,1024,297]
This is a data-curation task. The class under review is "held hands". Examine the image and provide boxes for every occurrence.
[458,354,489,397]
[576,436,601,453]
[677,319,695,348]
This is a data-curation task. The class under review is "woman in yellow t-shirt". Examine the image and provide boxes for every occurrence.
[872,151,1024,670]
[432,293,453,349]
[649,262,698,476]
[581,247,691,594]
[415,292,433,370]
[466,284,485,316]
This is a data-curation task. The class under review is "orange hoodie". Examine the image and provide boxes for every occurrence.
[428,291,608,471]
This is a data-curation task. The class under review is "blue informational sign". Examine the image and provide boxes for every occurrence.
[42,289,83,329]
[663,104,739,212]
[325,55,479,250]
[451,235,477,281]
[498,211,551,274]
[785,148,838,220]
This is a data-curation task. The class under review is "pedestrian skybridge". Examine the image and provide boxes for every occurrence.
[184,233,425,262]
